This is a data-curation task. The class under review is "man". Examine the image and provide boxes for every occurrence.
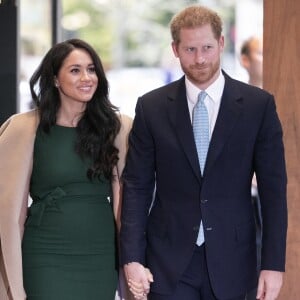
[240,36,263,88]
[120,5,287,300]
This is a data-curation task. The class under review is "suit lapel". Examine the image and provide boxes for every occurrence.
[166,74,243,181]
[204,74,243,176]
[167,78,202,182]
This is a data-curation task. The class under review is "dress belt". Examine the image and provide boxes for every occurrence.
[27,183,110,227]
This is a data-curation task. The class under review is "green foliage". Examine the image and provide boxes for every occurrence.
[61,0,236,68]
[62,0,198,68]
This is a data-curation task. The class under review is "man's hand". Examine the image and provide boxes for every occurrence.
[256,270,283,300]
[124,262,154,299]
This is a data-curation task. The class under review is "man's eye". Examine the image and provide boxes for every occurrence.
[186,47,195,52]
[203,45,212,51]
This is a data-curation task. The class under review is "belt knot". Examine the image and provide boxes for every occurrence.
[26,187,65,227]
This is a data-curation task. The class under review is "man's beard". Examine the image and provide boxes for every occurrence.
[181,59,220,87]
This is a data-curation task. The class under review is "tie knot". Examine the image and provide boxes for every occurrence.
[198,91,207,104]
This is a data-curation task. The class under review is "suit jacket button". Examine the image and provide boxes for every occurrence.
[201,199,208,204]
[206,227,213,231]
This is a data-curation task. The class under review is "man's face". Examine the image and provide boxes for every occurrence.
[240,37,263,87]
[248,39,263,82]
[172,24,224,90]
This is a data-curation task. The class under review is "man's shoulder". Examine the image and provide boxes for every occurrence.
[224,71,272,98]
[140,77,184,101]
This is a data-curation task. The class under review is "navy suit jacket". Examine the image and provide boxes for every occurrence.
[120,72,287,299]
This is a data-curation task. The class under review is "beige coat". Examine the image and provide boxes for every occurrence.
[0,110,132,300]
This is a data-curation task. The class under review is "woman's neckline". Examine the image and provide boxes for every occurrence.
[54,123,77,129]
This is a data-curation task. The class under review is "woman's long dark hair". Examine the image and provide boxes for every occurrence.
[30,39,121,180]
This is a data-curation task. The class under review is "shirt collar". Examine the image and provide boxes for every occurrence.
[185,70,225,105]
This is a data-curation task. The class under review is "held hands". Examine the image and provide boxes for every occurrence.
[124,262,154,300]
[256,270,283,300]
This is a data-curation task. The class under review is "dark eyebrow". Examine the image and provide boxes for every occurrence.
[68,63,95,68]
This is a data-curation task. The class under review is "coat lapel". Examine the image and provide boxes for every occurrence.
[204,73,243,176]
[167,78,202,182]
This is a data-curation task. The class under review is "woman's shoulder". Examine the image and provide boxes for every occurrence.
[0,110,39,136]
[118,113,133,133]
[114,113,132,148]
[118,113,133,124]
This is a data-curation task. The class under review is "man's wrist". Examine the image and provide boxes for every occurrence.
[125,261,142,266]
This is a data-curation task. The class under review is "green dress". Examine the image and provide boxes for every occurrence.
[22,125,117,300]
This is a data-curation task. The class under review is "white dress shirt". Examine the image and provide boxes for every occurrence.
[185,71,225,246]
[185,71,225,140]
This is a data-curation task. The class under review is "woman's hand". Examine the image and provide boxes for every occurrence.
[124,263,154,299]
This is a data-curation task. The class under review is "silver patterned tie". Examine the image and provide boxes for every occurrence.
[193,91,209,246]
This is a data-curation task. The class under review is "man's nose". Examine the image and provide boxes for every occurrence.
[195,52,206,64]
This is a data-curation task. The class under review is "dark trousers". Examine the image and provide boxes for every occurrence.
[149,245,246,300]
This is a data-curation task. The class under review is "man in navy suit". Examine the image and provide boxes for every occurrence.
[120,5,287,300]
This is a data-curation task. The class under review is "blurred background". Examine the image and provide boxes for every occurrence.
[19,0,262,117]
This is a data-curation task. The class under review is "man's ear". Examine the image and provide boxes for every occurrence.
[171,41,179,58]
[240,54,250,71]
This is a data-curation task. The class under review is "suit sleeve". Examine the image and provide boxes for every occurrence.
[120,98,156,266]
[254,95,287,271]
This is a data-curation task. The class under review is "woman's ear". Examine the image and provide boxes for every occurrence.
[54,76,59,88]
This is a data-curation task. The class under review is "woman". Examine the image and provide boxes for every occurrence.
[0,39,132,299]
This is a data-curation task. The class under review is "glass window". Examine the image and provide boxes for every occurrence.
[19,0,262,116]
[19,0,52,112]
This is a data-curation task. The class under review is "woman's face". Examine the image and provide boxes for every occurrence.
[55,48,98,109]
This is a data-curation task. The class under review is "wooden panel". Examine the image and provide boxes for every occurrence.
[263,0,300,298]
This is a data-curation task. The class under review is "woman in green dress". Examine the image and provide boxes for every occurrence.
[0,39,132,300]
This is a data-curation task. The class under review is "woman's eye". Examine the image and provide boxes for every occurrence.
[88,66,96,73]
[70,68,80,73]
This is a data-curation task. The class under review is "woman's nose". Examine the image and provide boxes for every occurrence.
[81,71,91,80]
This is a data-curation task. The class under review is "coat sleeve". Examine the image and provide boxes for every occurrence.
[0,112,37,300]
[119,98,157,266]
[0,244,9,299]
[112,114,134,300]
[254,95,288,271]
[111,114,133,230]
[0,118,12,300]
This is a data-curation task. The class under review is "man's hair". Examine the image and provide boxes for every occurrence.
[170,5,223,45]
[240,37,256,57]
